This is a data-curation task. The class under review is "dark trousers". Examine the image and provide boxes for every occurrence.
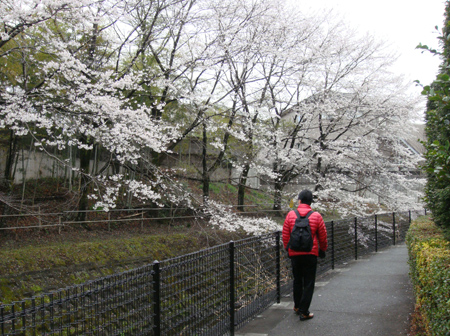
[291,255,318,314]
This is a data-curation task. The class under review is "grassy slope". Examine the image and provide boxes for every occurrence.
[0,181,270,304]
[0,227,248,304]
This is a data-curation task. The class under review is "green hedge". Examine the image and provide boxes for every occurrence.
[406,217,450,336]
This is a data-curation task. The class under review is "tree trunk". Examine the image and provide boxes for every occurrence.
[202,170,210,204]
[1,131,18,229]
[237,164,250,211]
[4,130,17,186]
[75,22,97,225]
[272,179,284,215]
[201,122,209,204]
[76,143,92,225]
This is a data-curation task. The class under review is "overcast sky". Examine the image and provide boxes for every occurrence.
[296,0,446,89]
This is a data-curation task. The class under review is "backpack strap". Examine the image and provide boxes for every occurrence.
[305,210,314,219]
[293,210,314,220]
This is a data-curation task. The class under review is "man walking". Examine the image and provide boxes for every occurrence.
[282,189,328,321]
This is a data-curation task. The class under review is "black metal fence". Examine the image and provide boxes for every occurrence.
[0,210,425,335]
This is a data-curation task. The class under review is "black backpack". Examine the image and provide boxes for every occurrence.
[287,210,314,252]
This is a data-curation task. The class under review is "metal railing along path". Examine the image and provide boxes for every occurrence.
[0,205,279,232]
[0,209,425,335]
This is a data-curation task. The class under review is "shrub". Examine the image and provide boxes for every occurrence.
[406,217,450,336]
[425,184,450,239]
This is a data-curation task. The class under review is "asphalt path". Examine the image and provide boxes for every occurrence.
[236,244,414,336]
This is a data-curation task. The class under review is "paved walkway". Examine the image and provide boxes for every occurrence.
[236,244,414,336]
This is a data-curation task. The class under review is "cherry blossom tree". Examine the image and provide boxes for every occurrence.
[215,3,326,210]
[0,0,183,215]
[255,17,425,215]
[0,0,425,233]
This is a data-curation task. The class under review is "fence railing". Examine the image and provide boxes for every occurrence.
[0,209,425,335]
[0,205,278,232]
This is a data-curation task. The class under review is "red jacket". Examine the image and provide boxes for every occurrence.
[282,203,328,257]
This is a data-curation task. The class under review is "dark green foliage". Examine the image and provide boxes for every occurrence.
[422,1,450,234]
[424,184,450,239]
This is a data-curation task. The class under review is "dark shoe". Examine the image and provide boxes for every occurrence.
[293,308,300,315]
[300,312,314,321]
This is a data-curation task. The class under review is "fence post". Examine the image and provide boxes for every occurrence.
[50,293,54,331]
[11,304,15,333]
[375,214,378,253]
[1,305,5,335]
[331,221,335,270]
[153,261,161,336]
[31,298,36,331]
[275,231,281,304]
[21,301,26,330]
[38,206,42,230]
[409,210,411,225]
[354,217,358,260]
[393,212,396,246]
[229,241,235,336]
